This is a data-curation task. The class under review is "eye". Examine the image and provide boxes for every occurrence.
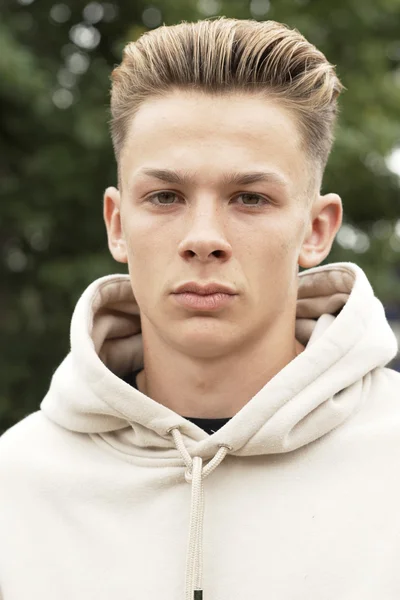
[234,193,269,207]
[147,191,180,206]
[145,191,270,208]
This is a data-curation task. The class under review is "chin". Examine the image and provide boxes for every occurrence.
[170,320,244,358]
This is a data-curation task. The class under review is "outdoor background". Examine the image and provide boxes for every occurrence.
[1,0,400,434]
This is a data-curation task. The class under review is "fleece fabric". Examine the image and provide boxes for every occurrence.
[1,262,400,600]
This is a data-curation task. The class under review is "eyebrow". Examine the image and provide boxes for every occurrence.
[137,167,289,188]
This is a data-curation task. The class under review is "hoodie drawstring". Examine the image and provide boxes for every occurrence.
[168,426,231,600]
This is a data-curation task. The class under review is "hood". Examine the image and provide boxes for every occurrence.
[41,261,398,455]
[40,261,398,600]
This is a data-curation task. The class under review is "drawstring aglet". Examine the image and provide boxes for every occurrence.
[194,591,203,599]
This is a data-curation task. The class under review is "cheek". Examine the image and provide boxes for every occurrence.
[257,219,302,261]
[276,211,307,254]
[251,216,305,283]
[124,219,170,293]
[123,213,159,258]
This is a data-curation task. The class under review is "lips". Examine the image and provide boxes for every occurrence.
[173,282,237,296]
[172,289,237,311]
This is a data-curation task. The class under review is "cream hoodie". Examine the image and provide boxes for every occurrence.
[1,262,400,600]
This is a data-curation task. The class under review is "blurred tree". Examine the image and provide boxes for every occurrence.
[1,0,400,433]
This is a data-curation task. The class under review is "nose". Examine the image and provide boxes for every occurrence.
[177,203,233,264]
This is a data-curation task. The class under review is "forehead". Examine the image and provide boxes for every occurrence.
[120,90,310,196]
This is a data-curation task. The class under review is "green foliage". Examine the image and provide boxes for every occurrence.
[1,0,400,433]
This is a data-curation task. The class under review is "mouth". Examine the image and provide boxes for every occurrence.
[173,282,237,295]
[172,291,237,311]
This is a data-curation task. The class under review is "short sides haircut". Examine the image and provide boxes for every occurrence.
[109,17,344,185]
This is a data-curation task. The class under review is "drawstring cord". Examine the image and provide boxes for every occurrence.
[168,426,231,600]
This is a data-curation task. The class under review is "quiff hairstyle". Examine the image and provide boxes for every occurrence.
[109,17,343,187]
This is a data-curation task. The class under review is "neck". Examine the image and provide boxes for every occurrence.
[136,313,305,419]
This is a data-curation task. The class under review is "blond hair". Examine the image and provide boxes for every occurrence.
[109,17,343,184]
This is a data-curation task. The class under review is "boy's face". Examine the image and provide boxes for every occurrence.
[104,90,342,358]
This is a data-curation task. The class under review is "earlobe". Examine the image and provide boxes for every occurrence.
[298,192,343,269]
[103,186,128,264]
[298,249,320,270]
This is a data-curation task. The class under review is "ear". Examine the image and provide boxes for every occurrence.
[298,193,343,269]
[103,186,128,264]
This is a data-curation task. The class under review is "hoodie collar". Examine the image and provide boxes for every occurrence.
[41,262,398,459]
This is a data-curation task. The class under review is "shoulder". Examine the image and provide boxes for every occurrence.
[369,365,400,398]
[347,366,400,437]
[0,411,49,457]
[1,411,68,452]
[0,412,94,478]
